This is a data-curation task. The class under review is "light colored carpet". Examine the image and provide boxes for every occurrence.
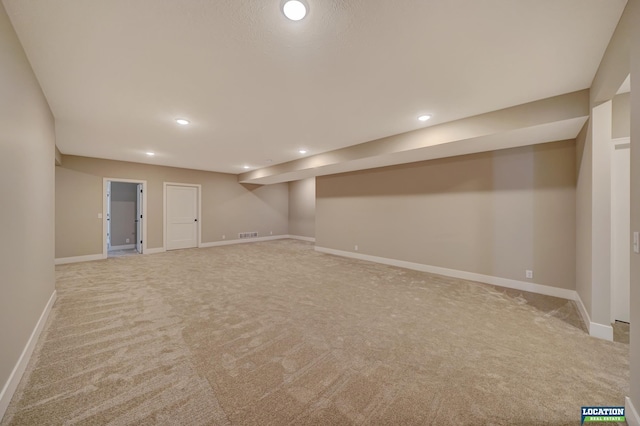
[613,321,630,345]
[2,240,629,425]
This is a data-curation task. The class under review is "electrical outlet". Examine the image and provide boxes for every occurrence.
[355,245,359,251]
[525,270,533,279]
[98,213,103,219]
[270,231,273,235]
[634,232,639,254]
[222,235,226,240]
[125,238,130,243]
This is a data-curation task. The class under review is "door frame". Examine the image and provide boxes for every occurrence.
[136,183,143,254]
[163,182,202,250]
[106,180,112,250]
[103,178,148,259]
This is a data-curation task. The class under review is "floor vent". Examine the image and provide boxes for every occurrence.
[239,232,258,239]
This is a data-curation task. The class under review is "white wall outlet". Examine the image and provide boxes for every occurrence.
[354,245,359,251]
[222,235,226,240]
[98,213,103,219]
[125,238,130,243]
[270,231,273,235]
[525,270,533,279]
[634,231,639,253]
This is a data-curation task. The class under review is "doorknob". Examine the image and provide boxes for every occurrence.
[194,218,198,222]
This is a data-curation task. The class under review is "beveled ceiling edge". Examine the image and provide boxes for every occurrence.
[238,89,589,184]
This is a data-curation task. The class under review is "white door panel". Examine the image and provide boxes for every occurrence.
[166,185,198,250]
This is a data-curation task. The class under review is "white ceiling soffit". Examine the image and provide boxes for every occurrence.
[3,0,626,176]
[239,90,589,184]
[240,118,588,185]
[617,75,631,94]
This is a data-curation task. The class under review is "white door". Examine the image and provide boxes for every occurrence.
[136,184,143,254]
[166,185,198,250]
[611,141,630,323]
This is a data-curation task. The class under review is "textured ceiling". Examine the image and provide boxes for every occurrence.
[3,0,627,175]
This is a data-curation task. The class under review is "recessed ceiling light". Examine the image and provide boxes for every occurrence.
[283,0,307,21]
[299,149,308,154]
[418,114,432,122]
[176,119,190,125]
[146,152,155,156]
[243,165,250,169]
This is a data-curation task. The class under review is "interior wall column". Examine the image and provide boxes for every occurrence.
[589,101,614,340]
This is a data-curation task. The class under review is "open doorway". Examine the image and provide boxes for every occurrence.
[103,178,147,258]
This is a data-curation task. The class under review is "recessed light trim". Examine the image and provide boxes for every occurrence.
[176,119,190,125]
[418,114,432,122]
[243,165,250,169]
[283,0,307,21]
[146,152,155,156]
[299,149,308,154]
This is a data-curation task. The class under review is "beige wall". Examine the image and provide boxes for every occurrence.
[288,178,316,238]
[109,182,137,247]
[612,92,631,139]
[55,146,62,166]
[317,140,576,290]
[575,123,593,315]
[56,156,289,258]
[0,1,55,413]
[56,165,104,257]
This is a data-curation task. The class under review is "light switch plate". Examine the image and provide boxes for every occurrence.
[634,232,639,254]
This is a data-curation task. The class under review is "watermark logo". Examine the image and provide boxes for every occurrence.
[581,406,625,424]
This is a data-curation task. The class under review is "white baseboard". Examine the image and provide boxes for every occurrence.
[0,290,56,420]
[588,321,614,341]
[57,236,313,260]
[55,253,103,265]
[573,293,614,341]
[315,246,617,340]
[315,246,577,299]
[573,293,591,333]
[109,244,135,250]
[287,235,316,242]
[627,397,640,426]
[200,235,288,248]
[144,247,165,255]
[200,235,316,248]
[60,236,313,261]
